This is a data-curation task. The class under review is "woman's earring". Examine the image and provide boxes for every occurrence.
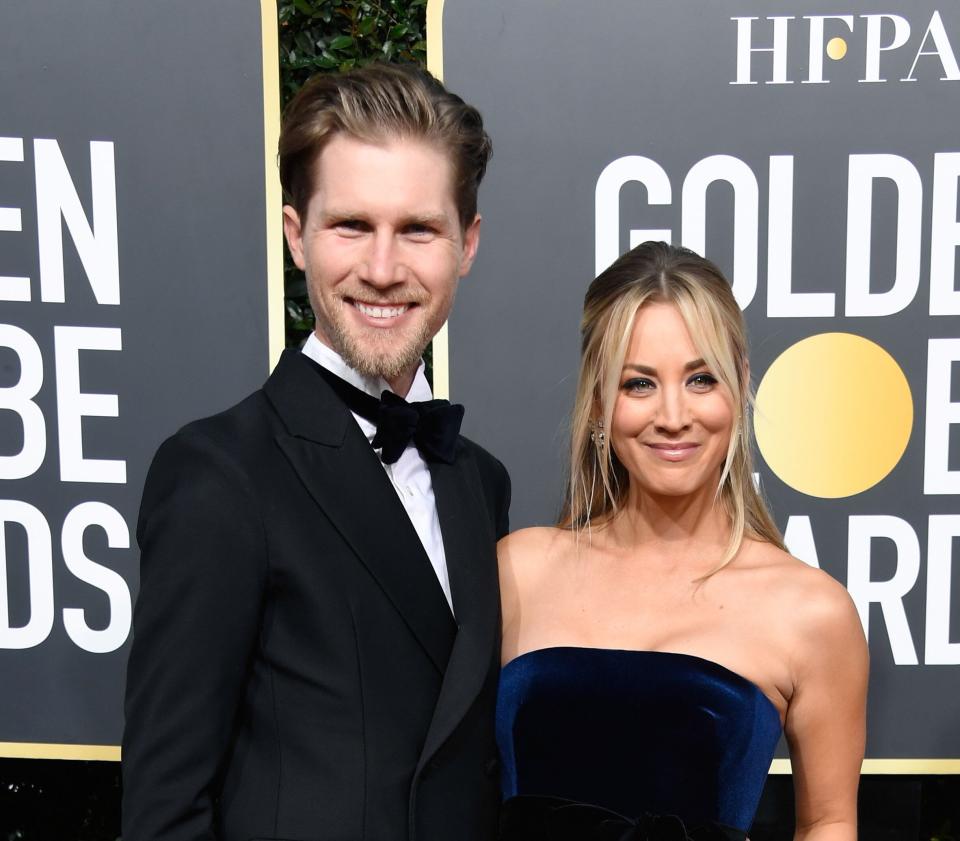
[590,419,606,452]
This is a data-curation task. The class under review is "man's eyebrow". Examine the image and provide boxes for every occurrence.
[319,208,367,222]
[622,358,708,376]
[400,212,452,227]
[318,209,452,227]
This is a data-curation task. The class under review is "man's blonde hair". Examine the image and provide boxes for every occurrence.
[279,63,492,230]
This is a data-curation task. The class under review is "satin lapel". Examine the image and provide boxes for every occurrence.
[415,449,499,771]
[265,351,456,673]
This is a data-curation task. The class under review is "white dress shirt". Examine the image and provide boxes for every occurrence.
[302,333,454,614]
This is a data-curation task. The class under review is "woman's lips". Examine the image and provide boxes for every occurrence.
[645,442,701,462]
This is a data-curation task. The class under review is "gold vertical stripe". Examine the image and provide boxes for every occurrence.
[427,0,446,82]
[0,743,121,761]
[426,0,450,398]
[262,0,285,370]
[432,322,450,400]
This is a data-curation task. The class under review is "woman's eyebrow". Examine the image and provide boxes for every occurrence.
[622,358,708,375]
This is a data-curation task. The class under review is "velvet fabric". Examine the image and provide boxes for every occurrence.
[496,647,782,837]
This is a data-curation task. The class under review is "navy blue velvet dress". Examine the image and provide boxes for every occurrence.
[496,647,782,840]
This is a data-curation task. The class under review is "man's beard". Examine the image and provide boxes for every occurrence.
[319,301,431,383]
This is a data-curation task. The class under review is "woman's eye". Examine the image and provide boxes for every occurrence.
[688,373,718,390]
[622,377,655,394]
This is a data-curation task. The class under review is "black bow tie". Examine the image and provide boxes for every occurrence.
[312,362,464,465]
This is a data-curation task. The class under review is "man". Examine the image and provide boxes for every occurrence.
[122,64,509,841]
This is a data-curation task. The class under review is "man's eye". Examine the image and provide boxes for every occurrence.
[405,224,435,237]
[622,377,654,394]
[688,373,718,390]
[334,220,366,233]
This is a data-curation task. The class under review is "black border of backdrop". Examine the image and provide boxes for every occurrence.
[437,0,960,771]
[0,0,282,759]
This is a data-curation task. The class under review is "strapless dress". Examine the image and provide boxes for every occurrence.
[495,647,782,840]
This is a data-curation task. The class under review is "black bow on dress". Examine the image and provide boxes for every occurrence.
[500,796,748,841]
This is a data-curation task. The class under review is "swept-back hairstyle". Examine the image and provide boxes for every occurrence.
[279,63,492,230]
[560,241,784,567]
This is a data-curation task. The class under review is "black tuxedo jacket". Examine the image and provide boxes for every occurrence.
[122,349,510,841]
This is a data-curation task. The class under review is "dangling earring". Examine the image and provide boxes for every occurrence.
[590,419,606,453]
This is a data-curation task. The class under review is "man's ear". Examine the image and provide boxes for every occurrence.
[283,205,306,270]
[458,213,482,277]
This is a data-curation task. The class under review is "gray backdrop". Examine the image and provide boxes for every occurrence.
[443,0,959,760]
[0,2,271,748]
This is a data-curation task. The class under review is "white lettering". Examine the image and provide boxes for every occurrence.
[803,15,855,84]
[767,155,835,316]
[0,500,54,650]
[860,14,911,83]
[0,137,30,302]
[681,155,758,308]
[731,16,795,85]
[61,502,131,654]
[847,515,919,665]
[924,339,960,494]
[845,154,922,316]
[930,152,960,315]
[595,156,672,276]
[0,324,45,480]
[54,326,125,484]
[35,139,119,305]
[903,11,960,82]
[925,515,960,665]
[783,515,821,568]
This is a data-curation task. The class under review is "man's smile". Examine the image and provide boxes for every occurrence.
[352,300,413,319]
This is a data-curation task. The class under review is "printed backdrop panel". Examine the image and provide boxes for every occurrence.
[0,1,275,750]
[442,0,959,759]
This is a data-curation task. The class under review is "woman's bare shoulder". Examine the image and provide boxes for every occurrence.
[498,525,573,556]
[498,526,574,576]
[743,540,865,648]
[498,527,575,639]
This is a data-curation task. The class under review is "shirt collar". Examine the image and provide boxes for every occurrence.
[302,332,432,403]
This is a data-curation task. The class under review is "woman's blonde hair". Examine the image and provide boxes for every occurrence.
[560,241,784,566]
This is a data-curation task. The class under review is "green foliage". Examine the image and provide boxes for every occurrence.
[278,0,427,104]
[277,0,428,348]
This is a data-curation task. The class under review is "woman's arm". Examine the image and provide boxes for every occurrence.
[784,572,869,841]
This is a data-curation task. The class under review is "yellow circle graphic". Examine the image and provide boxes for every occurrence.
[754,333,912,498]
[826,37,848,60]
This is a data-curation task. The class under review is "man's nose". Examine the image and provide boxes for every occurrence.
[359,232,402,288]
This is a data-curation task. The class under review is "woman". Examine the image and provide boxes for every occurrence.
[497,242,868,840]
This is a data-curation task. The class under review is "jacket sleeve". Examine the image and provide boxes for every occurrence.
[470,442,511,541]
[122,428,267,841]
[494,459,511,541]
